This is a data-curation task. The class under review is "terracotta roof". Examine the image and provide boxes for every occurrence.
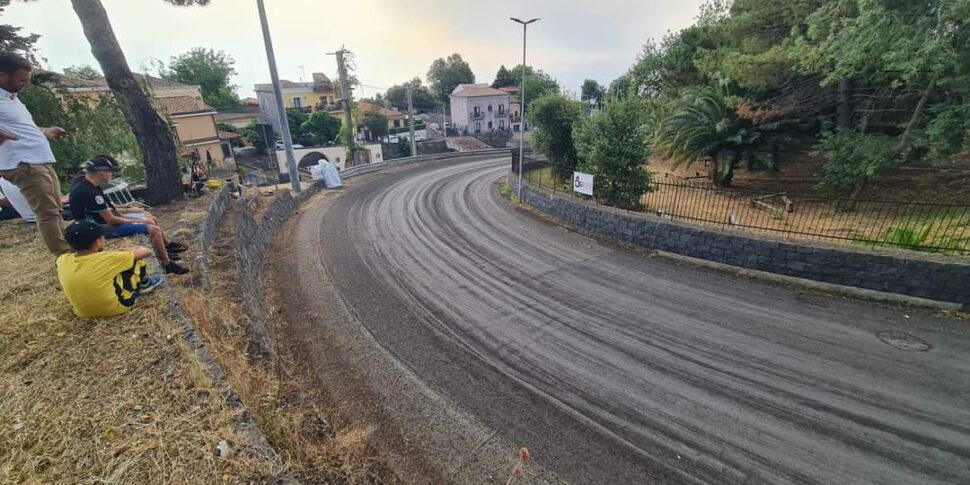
[498,86,520,94]
[358,101,405,119]
[218,130,241,140]
[55,72,198,91]
[155,96,214,115]
[255,72,334,92]
[451,84,510,98]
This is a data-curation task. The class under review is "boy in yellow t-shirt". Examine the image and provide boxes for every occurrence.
[56,220,162,318]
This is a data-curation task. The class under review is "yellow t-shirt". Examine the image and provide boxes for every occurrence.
[56,251,146,318]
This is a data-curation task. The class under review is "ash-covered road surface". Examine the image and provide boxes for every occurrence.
[307,156,970,484]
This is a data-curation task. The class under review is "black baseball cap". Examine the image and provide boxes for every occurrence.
[64,220,109,250]
[81,155,120,173]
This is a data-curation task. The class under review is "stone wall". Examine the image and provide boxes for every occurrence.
[233,182,325,351]
[511,177,970,306]
[196,187,230,293]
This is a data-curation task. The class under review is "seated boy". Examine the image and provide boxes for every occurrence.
[68,155,189,275]
[57,220,163,318]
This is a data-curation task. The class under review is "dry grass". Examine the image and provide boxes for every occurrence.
[0,221,285,484]
[168,196,391,484]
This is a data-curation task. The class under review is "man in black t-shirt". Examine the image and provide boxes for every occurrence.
[68,156,189,275]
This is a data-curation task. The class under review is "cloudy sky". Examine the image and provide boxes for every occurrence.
[5,0,705,99]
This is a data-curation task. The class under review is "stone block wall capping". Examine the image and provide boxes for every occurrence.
[510,175,970,307]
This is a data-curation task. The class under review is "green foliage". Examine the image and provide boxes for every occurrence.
[241,120,267,154]
[361,112,389,141]
[656,90,793,186]
[882,225,933,249]
[814,128,897,195]
[0,1,39,63]
[285,109,309,143]
[163,47,241,107]
[922,102,970,164]
[426,54,475,102]
[300,111,341,146]
[492,65,516,88]
[580,79,605,108]
[574,98,653,209]
[215,122,238,133]
[19,82,142,188]
[512,66,559,111]
[385,78,436,112]
[63,64,101,80]
[527,95,584,177]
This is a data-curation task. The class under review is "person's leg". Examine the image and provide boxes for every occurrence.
[106,223,170,265]
[0,164,70,255]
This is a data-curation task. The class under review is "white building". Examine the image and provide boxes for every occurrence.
[449,84,512,135]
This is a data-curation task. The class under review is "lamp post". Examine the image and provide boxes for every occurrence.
[510,17,539,201]
[256,0,300,192]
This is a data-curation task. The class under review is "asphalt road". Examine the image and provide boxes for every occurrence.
[310,156,970,484]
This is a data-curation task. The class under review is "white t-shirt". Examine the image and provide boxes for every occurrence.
[0,87,55,170]
[0,177,36,222]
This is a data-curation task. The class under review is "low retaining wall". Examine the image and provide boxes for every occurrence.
[233,182,325,352]
[196,187,230,293]
[511,177,970,306]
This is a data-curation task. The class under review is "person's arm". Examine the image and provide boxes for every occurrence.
[130,247,152,261]
[43,127,69,141]
[97,209,143,225]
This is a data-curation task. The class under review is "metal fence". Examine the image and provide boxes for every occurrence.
[521,161,970,255]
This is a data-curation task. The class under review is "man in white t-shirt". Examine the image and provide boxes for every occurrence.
[0,176,36,222]
[0,52,70,254]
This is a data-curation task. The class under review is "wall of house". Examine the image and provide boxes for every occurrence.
[174,114,218,143]
[192,141,235,170]
[450,95,512,132]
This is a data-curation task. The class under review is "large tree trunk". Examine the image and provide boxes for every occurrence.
[71,0,182,205]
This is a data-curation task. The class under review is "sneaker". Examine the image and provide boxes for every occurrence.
[166,242,188,253]
[164,262,190,275]
[138,275,163,294]
[167,252,182,262]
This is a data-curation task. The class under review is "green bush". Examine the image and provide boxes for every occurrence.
[574,98,653,209]
[814,129,897,195]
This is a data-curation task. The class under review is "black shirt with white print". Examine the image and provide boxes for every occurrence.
[68,178,114,224]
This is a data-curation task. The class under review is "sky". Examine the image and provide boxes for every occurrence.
[4,0,706,99]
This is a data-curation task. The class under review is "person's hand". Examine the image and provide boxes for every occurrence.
[44,127,69,141]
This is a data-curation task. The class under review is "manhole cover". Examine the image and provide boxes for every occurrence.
[876,331,931,352]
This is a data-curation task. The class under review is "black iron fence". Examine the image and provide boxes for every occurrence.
[518,160,970,255]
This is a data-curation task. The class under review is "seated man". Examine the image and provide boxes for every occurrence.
[56,220,163,318]
[68,156,189,275]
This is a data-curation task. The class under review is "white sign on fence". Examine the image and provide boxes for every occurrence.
[573,171,594,196]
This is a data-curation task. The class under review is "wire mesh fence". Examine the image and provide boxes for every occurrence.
[518,160,970,255]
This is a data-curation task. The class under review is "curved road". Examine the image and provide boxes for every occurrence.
[309,156,970,484]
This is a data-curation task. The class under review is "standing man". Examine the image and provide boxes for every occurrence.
[0,52,71,255]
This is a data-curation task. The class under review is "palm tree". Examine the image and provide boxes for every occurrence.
[69,0,210,205]
[656,91,788,187]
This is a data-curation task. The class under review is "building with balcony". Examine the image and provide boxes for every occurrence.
[254,72,340,134]
[448,84,512,135]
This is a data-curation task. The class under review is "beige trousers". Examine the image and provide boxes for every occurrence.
[0,163,71,255]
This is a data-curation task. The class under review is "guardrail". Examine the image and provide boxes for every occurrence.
[340,148,512,179]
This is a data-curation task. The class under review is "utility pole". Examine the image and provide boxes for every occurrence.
[511,17,539,201]
[256,0,300,191]
[329,46,356,165]
[406,84,417,157]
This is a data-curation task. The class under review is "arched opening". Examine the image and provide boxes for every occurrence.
[298,152,329,168]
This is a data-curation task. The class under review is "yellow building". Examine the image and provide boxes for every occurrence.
[254,72,341,134]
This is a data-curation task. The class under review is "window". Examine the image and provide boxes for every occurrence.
[394,120,401,128]
[499,120,505,129]
[488,121,493,130]
[473,106,480,115]
[487,105,492,112]
[475,122,481,134]
[498,104,504,114]
[292,97,303,108]
[221,142,232,159]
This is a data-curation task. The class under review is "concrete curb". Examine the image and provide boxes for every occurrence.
[652,250,965,311]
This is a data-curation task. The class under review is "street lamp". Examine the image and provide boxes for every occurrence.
[510,17,539,202]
